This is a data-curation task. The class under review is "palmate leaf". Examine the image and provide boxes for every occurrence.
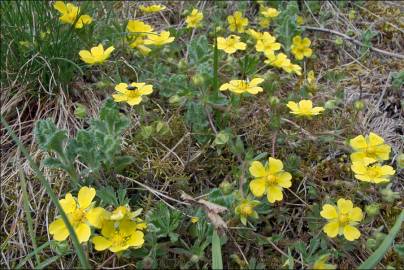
[146,202,182,240]
[34,120,68,155]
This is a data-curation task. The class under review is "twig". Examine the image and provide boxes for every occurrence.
[205,107,218,135]
[117,175,190,206]
[271,131,277,157]
[303,26,404,59]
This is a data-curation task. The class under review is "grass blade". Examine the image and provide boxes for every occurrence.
[18,167,40,266]
[212,29,219,94]
[358,210,404,269]
[212,230,223,270]
[16,241,53,269]
[1,116,90,269]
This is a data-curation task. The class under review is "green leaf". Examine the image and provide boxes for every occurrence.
[34,120,67,155]
[358,210,404,270]
[146,202,182,239]
[212,230,223,270]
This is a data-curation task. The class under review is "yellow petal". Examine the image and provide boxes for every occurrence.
[268,158,283,174]
[337,198,353,214]
[86,207,109,228]
[350,135,367,150]
[320,204,338,219]
[138,85,153,95]
[351,161,366,174]
[348,207,363,222]
[110,244,129,253]
[299,100,313,110]
[368,132,384,146]
[343,225,360,241]
[276,172,292,188]
[267,185,283,203]
[101,221,115,238]
[78,186,96,209]
[75,223,91,243]
[323,221,339,238]
[350,152,367,162]
[250,78,264,86]
[287,101,299,112]
[374,145,391,160]
[104,46,115,57]
[49,219,69,241]
[128,231,145,248]
[127,97,143,106]
[249,161,266,177]
[60,193,76,214]
[249,179,266,197]
[91,44,104,58]
[113,94,128,102]
[53,1,67,14]
[302,38,311,47]
[219,83,230,91]
[92,236,112,251]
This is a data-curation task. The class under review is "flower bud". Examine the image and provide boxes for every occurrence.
[381,184,400,203]
[375,232,386,242]
[219,180,233,194]
[365,203,380,217]
[269,96,280,106]
[335,37,343,46]
[354,100,365,111]
[191,73,205,87]
[190,255,200,263]
[177,59,188,71]
[324,99,337,110]
[397,153,404,169]
[366,238,378,250]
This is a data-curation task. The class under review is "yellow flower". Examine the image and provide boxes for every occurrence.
[265,53,302,76]
[227,11,248,33]
[246,29,264,42]
[259,17,270,28]
[282,62,302,76]
[260,7,279,18]
[127,20,154,35]
[49,186,109,243]
[53,1,92,29]
[186,9,203,28]
[191,216,199,223]
[255,32,281,56]
[128,37,152,56]
[139,4,166,13]
[320,198,363,241]
[291,36,313,60]
[286,100,324,117]
[235,198,260,225]
[92,219,145,253]
[219,78,264,95]
[217,35,246,54]
[144,31,175,46]
[296,16,304,26]
[351,158,395,184]
[349,132,391,162]
[79,44,114,65]
[249,158,292,203]
[112,82,153,106]
[312,254,336,270]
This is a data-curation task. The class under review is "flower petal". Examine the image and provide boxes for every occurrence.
[127,97,143,106]
[86,207,110,228]
[350,135,367,150]
[78,186,96,209]
[348,207,363,222]
[249,161,266,177]
[337,198,353,214]
[276,172,292,188]
[368,132,384,146]
[128,231,145,248]
[286,101,299,112]
[60,193,76,214]
[323,221,339,238]
[249,179,266,197]
[320,204,338,219]
[75,223,91,243]
[267,185,283,203]
[49,218,69,241]
[92,236,112,251]
[343,225,361,241]
[268,158,283,174]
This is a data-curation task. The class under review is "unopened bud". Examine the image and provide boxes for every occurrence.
[219,180,233,194]
[354,100,365,111]
[365,203,380,217]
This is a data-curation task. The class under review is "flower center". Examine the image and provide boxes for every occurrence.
[338,213,349,225]
[111,233,127,247]
[366,167,380,178]
[70,208,86,225]
[240,204,253,216]
[266,174,277,184]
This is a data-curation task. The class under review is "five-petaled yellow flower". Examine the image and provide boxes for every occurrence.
[351,158,395,184]
[265,53,302,76]
[92,219,145,253]
[127,20,154,55]
[349,132,391,162]
[246,29,264,41]
[139,4,166,13]
[79,44,115,65]
[235,198,260,225]
[291,36,313,60]
[255,32,281,56]
[112,82,153,106]
[227,11,249,33]
[320,198,363,241]
[191,216,199,223]
[186,9,203,28]
[53,1,92,29]
[49,186,109,243]
[144,31,175,46]
[260,7,279,18]
[287,100,324,117]
[249,158,292,203]
[217,35,246,54]
[312,254,336,270]
[220,78,264,95]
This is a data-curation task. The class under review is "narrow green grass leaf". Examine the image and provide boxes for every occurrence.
[16,241,52,269]
[212,30,219,94]
[1,116,90,269]
[18,167,40,266]
[358,210,404,270]
[35,254,65,269]
[212,230,223,270]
